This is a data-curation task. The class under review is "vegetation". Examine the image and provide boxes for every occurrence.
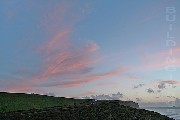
[0,92,86,112]
[0,92,174,120]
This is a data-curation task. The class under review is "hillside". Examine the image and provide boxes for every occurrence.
[0,92,86,112]
[0,92,174,120]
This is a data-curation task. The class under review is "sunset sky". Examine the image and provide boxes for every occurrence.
[0,0,180,102]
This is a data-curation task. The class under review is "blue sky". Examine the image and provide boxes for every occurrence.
[0,0,180,102]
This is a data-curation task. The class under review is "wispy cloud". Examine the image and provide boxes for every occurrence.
[10,31,125,91]
[159,80,180,85]
[157,82,166,89]
[128,46,180,73]
[88,92,124,100]
[157,80,180,89]
[133,84,144,89]
[167,95,177,99]
[146,88,155,94]
[142,80,180,94]
[153,80,180,90]
[5,2,126,92]
[39,40,101,80]
[142,47,180,71]
[40,67,125,88]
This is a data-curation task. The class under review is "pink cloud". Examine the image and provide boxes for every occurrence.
[147,58,180,70]
[38,28,71,55]
[144,80,180,88]
[159,80,180,85]
[39,40,101,80]
[41,1,74,33]
[6,2,126,92]
[174,47,180,52]
[41,67,126,88]
[133,47,180,72]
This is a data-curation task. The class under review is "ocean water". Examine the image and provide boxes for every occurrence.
[144,108,180,120]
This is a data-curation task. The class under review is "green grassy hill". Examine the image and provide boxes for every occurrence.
[0,92,86,112]
[0,92,174,120]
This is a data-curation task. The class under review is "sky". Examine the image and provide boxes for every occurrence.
[0,0,180,103]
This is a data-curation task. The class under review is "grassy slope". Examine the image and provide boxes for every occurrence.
[0,92,173,119]
[0,99,173,120]
[0,92,86,112]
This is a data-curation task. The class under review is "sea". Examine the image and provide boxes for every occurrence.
[143,108,180,120]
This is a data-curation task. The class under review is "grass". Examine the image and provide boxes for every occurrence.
[0,99,173,120]
[0,92,173,119]
[0,92,86,112]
